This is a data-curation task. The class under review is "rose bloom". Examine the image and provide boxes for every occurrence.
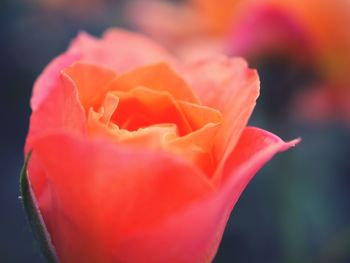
[128,0,350,123]
[24,29,298,263]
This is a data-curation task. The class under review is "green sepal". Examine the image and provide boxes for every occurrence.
[20,152,58,263]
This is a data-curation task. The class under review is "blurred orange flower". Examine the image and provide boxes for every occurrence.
[128,0,350,122]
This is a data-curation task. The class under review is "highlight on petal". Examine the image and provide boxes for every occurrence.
[29,132,214,262]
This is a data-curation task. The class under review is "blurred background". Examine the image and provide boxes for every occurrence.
[0,0,349,262]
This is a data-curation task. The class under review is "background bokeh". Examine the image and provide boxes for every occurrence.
[1,0,349,262]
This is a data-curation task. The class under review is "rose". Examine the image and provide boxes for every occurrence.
[23,29,298,263]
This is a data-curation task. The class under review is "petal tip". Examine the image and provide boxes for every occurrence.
[287,137,302,147]
[280,137,301,152]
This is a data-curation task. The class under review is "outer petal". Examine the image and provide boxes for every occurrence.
[31,29,177,110]
[25,72,86,222]
[25,73,86,153]
[221,127,300,183]
[113,127,298,263]
[31,52,81,111]
[185,56,259,180]
[29,133,213,263]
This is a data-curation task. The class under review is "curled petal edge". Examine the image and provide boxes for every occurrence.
[112,127,300,263]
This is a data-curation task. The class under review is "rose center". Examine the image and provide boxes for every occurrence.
[87,86,223,175]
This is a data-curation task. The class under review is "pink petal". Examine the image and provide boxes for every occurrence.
[29,132,213,262]
[31,29,177,110]
[25,72,86,211]
[185,56,260,180]
[111,127,299,263]
[25,73,86,154]
[31,52,81,111]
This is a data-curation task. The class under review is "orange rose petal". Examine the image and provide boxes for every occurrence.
[86,88,221,174]
[185,56,259,180]
[88,107,219,175]
[88,106,179,149]
[166,102,222,174]
[87,107,106,133]
[87,92,119,133]
[113,127,298,263]
[30,132,214,262]
[85,87,221,174]
[178,100,222,130]
[111,87,193,135]
[167,123,218,152]
[166,123,219,175]
[99,92,120,124]
[63,62,117,111]
[87,105,126,143]
[106,63,200,104]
